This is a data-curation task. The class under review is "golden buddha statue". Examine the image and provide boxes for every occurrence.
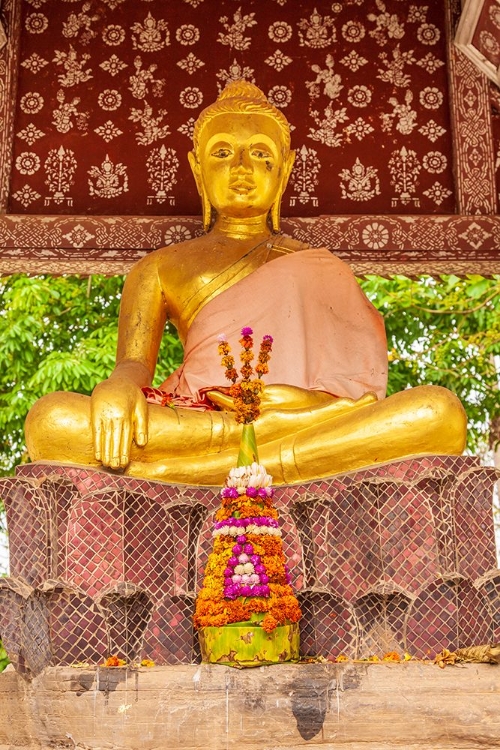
[25,81,467,485]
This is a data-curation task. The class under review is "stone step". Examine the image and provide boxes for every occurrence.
[1,663,500,750]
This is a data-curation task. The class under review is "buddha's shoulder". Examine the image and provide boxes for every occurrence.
[130,237,207,271]
[155,235,207,259]
[271,235,310,254]
[272,237,350,268]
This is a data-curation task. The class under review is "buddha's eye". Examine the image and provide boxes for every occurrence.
[211,148,232,159]
[252,148,272,160]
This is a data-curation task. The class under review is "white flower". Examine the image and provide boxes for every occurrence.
[362,222,389,249]
[417,23,440,45]
[407,5,428,24]
[348,85,372,108]
[416,53,444,74]
[176,24,200,45]
[268,21,292,43]
[345,117,374,141]
[102,25,125,46]
[419,87,443,109]
[179,86,203,108]
[422,151,447,174]
[100,55,128,76]
[62,225,94,247]
[17,123,45,146]
[340,50,368,72]
[489,5,500,30]
[20,92,44,114]
[15,152,40,175]
[25,13,48,33]
[342,21,365,43]
[267,85,291,108]
[418,119,446,142]
[94,120,123,142]
[12,184,41,207]
[423,181,452,206]
[480,30,500,57]
[163,224,192,244]
[21,53,49,74]
[227,462,272,490]
[177,52,204,75]
[97,89,122,111]
[265,49,292,72]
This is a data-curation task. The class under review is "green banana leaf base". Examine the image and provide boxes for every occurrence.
[198,621,300,668]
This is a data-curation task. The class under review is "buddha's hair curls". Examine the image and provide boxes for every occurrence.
[192,80,291,154]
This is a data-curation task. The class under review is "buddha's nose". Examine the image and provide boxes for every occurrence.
[233,148,252,171]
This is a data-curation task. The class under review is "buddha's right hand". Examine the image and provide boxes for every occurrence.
[207,384,378,414]
[91,377,148,469]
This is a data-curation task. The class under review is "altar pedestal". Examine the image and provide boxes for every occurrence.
[0,456,499,676]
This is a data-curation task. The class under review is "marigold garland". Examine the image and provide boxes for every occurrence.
[217,327,273,424]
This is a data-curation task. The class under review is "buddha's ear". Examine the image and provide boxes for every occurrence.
[188,150,212,232]
[188,150,201,193]
[283,149,296,189]
[270,150,295,233]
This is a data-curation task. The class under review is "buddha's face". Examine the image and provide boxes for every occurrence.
[191,113,292,220]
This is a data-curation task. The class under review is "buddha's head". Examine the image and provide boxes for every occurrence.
[189,81,295,232]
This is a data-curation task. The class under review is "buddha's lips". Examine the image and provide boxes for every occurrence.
[230,180,256,194]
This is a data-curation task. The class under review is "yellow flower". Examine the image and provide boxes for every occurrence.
[382,651,401,662]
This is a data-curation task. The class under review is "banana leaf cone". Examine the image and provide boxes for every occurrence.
[237,422,259,468]
[199,616,300,667]
[196,422,301,666]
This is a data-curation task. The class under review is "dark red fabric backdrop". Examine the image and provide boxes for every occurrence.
[10,0,455,217]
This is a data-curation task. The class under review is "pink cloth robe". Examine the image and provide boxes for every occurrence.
[160,247,388,402]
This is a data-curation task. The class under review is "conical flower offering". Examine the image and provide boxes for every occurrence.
[194,328,301,666]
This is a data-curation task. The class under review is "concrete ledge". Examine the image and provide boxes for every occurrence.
[1,663,500,749]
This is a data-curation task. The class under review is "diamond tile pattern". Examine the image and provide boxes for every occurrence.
[0,456,498,674]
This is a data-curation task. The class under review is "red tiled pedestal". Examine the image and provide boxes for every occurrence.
[0,456,498,675]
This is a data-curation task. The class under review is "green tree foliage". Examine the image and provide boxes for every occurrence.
[361,274,500,454]
[0,640,9,672]
[0,274,183,474]
[0,273,497,472]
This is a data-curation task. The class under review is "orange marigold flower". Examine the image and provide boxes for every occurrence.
[383,651,401,662]
[262,614,279,633]
[103,655,126,667]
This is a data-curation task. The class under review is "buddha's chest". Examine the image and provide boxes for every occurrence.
[158,241,270,336]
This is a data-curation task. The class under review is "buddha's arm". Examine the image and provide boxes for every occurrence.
[92,254,168,469]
